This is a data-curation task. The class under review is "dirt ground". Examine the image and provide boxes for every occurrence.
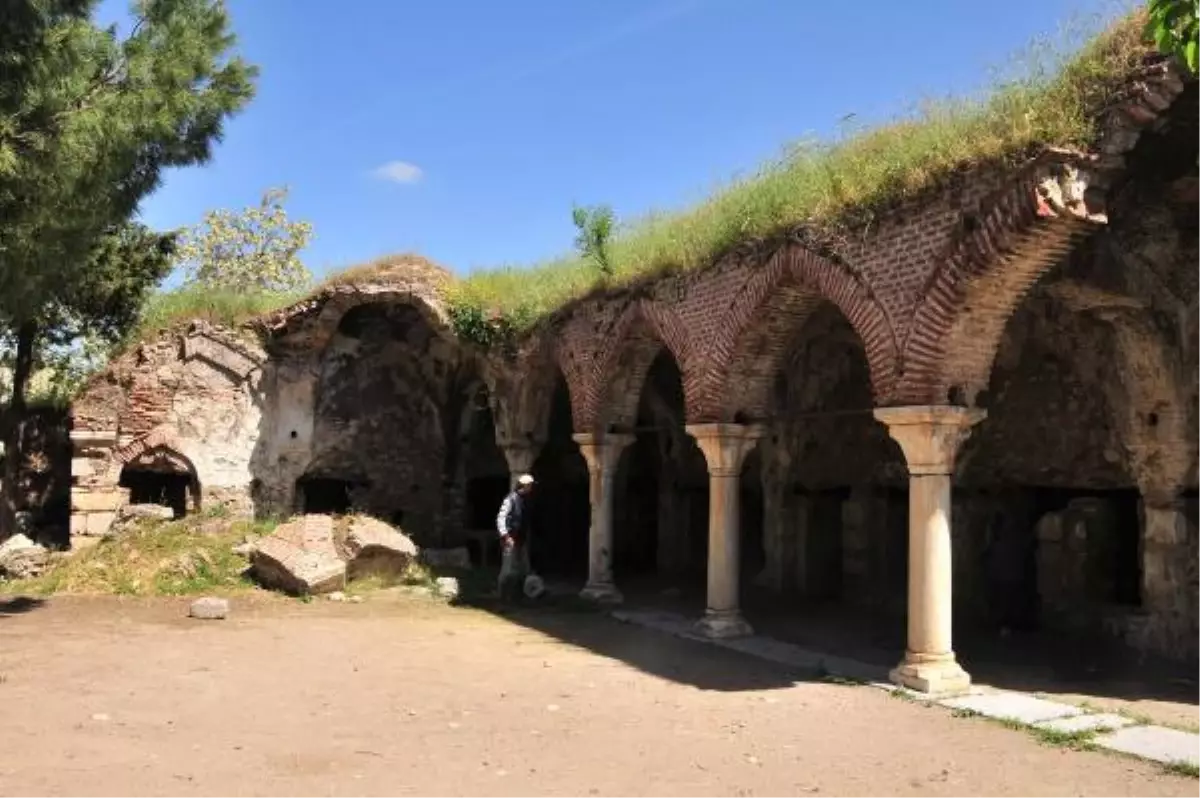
[0,592,1194,797]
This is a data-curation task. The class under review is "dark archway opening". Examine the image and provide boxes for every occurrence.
[764,304,905,611]
[119,468,192,518]
[117,447,200,519]
[457,391,511,565]
[959,289,1145,645]
[308,300,450,543]
[739,449,765,583]
[295,476,363,515]
[614,350,708,585]
[529,374,590,579]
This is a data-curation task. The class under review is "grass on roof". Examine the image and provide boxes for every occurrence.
[126,283,304,345]
[446,11,1153,339]
[119,12,1156,351]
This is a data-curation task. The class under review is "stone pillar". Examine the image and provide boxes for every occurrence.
[686,423,763,639]
[1137,499,1185,614]
[874,406,984,695]
[573,433,634,604]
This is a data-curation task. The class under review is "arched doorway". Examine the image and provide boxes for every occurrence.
[308,300,453,542]
[529,373,590,578]
[614,349,708,585]
[118,446,200,519]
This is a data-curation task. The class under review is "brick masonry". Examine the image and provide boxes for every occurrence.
[69,63,1196,660]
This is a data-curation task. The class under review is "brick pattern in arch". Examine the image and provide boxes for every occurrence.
[571,300,693,432]
[102,426,196,481]
[896,167,1101,406]
[690,245,897,421]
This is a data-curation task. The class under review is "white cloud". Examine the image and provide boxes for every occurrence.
[372,160,423,184]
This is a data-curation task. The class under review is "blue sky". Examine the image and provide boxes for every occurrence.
[97,0,1126,280]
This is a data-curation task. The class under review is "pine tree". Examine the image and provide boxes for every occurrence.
[0,0,258,537]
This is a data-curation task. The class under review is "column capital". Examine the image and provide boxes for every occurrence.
[874,406,985,476]
[572,432,635,474]
[685,423,765,477]
[498,438,542,477]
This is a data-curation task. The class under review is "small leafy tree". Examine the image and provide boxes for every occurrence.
[571,204,616,278]
[178,187,314,293]
[1146,0,1199,74]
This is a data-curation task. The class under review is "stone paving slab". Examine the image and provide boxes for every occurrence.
[1035,713,1135,734]
[940,692,1083,724]
[1096,725,1200,767]
[613,609,887,683]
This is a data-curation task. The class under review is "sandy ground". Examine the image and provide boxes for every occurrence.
[0,592,1194,797]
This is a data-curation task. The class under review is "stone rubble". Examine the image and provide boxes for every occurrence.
[189,597,229,620]
[0,534,50,580]
[249,514,421,596]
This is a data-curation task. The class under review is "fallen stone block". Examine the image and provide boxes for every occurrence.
[250,515,346,595]
[118,504,175,523]
[0,533,50,579]
[189,597,229,620]
[343,516,418,579]
[435,576,460,599]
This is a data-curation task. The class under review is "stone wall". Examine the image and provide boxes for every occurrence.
[69,324,266,538]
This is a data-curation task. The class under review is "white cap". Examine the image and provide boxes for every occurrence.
[517,474,535,486]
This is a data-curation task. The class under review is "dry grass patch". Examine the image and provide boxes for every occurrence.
[0,511,280,597]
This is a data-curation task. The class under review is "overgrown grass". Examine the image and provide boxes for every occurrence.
[0,511,280,597]
[447,12,1153,339]
[128,283,302,345]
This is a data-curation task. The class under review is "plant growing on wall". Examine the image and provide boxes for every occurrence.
[177,187,315,293]
[571,204,616,279]
[1146,0,1199,73]
[0,0,257,538]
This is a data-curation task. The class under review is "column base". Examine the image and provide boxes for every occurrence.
[695,610,754,639]
[579,583,624,605]
[889,651,971,696]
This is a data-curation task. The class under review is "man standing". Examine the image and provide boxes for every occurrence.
[496,473,535,600]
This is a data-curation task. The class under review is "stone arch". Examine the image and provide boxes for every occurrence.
[575,300,693,433]
[694,244,896,421]
[116,442,201,518]
[897,166,1100,406]
[266,287,453,355]
[306,297,454,538]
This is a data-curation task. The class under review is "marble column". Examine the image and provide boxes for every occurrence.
[686,423,764,639]
[874,406,984,695]
[573,433,634,604]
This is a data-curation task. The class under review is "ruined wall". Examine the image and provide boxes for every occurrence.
[70,325,266,537]
[303,303,451,536]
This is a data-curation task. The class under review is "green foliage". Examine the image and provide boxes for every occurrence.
[571,204,616,278]
[177,186,315,293]
[449,13,1149,333]
[1146,0,1199,73]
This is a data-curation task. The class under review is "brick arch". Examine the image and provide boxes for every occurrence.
[108,426,189,474]
[895,166,1100,406]
[692,245,896,422]
[573,300,693,432]
[511,333,574,445]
